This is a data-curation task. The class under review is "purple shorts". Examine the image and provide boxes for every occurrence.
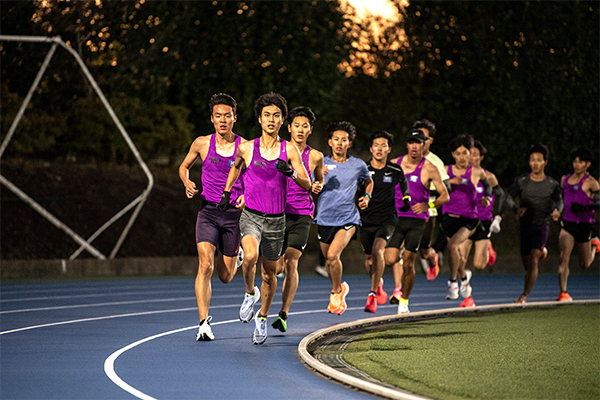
[195,202,242,257]
[519,222,549,256]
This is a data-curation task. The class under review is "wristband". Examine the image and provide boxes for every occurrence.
[428,201,436,209]
[365,193,372,200]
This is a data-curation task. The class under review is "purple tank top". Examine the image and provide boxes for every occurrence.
[201,134,243,203]
[285,145,314,216]
[244,137,288,214]
[443,165,478,219]
[563,173,595,223]
[396,156,429,220]
[475,169,494,221]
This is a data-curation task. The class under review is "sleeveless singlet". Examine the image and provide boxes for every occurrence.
[396,156,430,220]
[443,165,478,219]
[202,134,243,204]
[284,145,314,217]
[243,137,288,214]
[563,173,595,224]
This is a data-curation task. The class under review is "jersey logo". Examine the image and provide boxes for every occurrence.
[410,175,418,182]
[477,186,484,193]
[229,160,234,168]
[574,185,579,190]
[383,176,392,183]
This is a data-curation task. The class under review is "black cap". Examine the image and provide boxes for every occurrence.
[406,128,427,143]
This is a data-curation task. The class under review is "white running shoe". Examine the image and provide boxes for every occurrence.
[398,300,410,314]
[236,247,244,270]
[315,265,328,277]
[419,257,428,274]
[252,315,267,345]
[460,270,472,298]
[196,316,214,341]
[447,281,459,300]
[239,286,260,322]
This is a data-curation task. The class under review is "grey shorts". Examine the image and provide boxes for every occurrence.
[239,207,285,262]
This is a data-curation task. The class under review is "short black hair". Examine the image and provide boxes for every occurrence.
[369,130,393,147]
[209,93,237,115]
[254,92,288,120]
[570,147,593,163]
[528,143,550,161]
[473,140,487,157]
[288,106,315,127]
[327,121,356,142]
[412,119,437,138]
[448,134,474,152]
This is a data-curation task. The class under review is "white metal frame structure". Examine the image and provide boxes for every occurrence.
[0,35,154,260]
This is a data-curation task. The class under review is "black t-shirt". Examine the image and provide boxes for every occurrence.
[509,174,562,224]
[359,161,405,227]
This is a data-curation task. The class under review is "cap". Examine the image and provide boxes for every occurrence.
[406,128,427,143]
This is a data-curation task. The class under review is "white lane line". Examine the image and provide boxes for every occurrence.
[0,307,196,335]
[104,309,328,400]
[0,297,195,314]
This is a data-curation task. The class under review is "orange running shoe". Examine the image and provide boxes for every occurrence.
[427,253,440,280]
[460,297,475,307]
[515,295,527,304]
[376,278,388,305]
[327,282,349,315]
[556,292,573,302]
[591,237,600,254]
[487,242,497,266]
[364,293,377,313]
[389,287,402,304]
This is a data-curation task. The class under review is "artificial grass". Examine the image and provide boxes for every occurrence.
[342,305,599,400]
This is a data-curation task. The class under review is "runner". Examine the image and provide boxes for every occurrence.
[218,92,311,344]
[461,140,505,270]
[441,134,492,307]
[556,147,599,301]
[271,106,324,332]
[178,93,245,341]
[412,119,451,281]
[384,128,449,313]
[314,121,373,315]
[359,130,410,313]
[506,143,562,303]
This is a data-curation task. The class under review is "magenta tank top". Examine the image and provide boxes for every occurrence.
[563,173,595,223]
[475,169,494,221]
[396,156,430,220]
[442,165,478,219]
[201,134,243,203]
[244,137,288,214]
[285,145,314,216]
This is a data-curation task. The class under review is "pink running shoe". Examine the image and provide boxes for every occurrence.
[389,287,402,304]
[427,253,440,280]
[460,297,475,307]
[376,278,388,305]
[487,242,497,266]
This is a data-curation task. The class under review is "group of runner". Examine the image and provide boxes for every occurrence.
[179,92,599,344]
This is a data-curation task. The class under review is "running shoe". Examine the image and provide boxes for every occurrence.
[196,316,214,341]
[427,253,440,280]
[364,293,377,313]
[460,297,475,307]
[397,298,409,314]
[419,257,428,274]
[376,278,388,305]
[389,287,402,304]
[556,292,573,302]
[236,246,244,269]
[447,281,459,300]
[487,242,497,266]
[540,247,548,261]
[315,265,328,277]
[271,311,288,332]
[591,237,600,254]
[327,282,349,315]
[252,314,267,345]
[239,286,260,322]
[515,295,527,304]
[460,270,472,298]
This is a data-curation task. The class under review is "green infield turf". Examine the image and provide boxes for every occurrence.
[342,305,599,400]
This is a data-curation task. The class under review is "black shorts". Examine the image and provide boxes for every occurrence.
[359,224,395,255]
[520,222,549,256]
[440,214,479,239]
[561,220,595,243]
[469,219,492,242]
[419,216,436,249]
[387,217,427,253]
[317,224,357,245]
[283,214,312,252]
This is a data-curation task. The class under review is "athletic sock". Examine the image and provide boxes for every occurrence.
[369,291,377,296]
